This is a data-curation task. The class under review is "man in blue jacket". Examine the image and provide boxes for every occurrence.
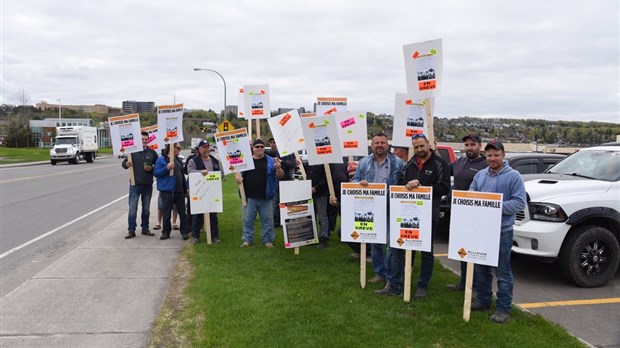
[352,132,404,284]
[236,139,285,248]
[470,140,526,324]
[154,143,190,240]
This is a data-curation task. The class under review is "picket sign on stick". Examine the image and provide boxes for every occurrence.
[235,173,247,207]
[204,213,212,245]
[360,243,367,289]
[463,262,475,322]
[294,152,307,180]
[127,153,136,186]
[404,250,413,302]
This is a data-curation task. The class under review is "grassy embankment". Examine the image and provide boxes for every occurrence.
[0,147,113,165]
[148,175,585,347]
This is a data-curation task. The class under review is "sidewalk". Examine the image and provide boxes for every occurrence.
[0,198,185,347]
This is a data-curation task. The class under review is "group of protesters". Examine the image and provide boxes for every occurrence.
[120,130,525,324]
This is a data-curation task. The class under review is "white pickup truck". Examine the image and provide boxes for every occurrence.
[50,126,99,165]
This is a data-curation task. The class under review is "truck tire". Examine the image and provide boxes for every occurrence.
[51,160,57,165]
[559,225,620,288]
[85,152,93,163]
[72,154,80,164]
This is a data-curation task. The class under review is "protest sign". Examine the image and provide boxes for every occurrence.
[108,113,143,156]
[392,94,433,147]
[340,183,388,244]
[141,125,163,152]
[334,111,368,157]
[300,114,343,165]
[189,172,223,214]
[243,85,270,119]
[214,128,254,175]
[316,97,347,116]
[448,190,503,267]
[267,109,305,157]
[237,88,245,118]
[403,38,443,98]
[279,180,317,249]
[389,186,433,252]
[157,104,184,144]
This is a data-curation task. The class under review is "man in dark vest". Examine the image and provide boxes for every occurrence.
[187,139,222,244]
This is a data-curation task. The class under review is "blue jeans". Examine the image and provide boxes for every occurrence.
[371,221,389,280]
[128,185,153,232]
[475,227,514,313]
[242,198,275,244]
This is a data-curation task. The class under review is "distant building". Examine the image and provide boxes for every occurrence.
[225,105,238,116]
[122,100,155,114]
[29,118,109,148]
[36,102,116,114]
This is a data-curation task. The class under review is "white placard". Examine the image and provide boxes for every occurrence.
[108,113,143,156]
[214,128,254,174]
[279,180,317,248]
[334,111,369,157]
[403,38,443,98]
[243,84,270,119]
[316,97,347,116]
[389,186,433,252]
[340,183,387,244]
[189,172,223,214]
[392,94,432,147]
[300,114,343,165]
[237,87,245,119]
[448,190,503,267]
[267,110,305,157]
[141,125,164,152]
[157,104,184,144]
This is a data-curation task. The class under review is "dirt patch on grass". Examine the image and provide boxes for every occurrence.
[148,247,194,348]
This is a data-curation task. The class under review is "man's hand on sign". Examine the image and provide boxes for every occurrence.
[201,169,209,176]
[359,180,369,187]
[167,162,175,170]
[405,179,421,190]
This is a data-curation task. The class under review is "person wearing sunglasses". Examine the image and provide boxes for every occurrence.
[236,139,285,248]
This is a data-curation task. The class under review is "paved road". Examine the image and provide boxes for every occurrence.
[0,157,128,296]
[435,229,620,348]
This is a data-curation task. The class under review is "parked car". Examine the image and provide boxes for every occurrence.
[440,153,567,225]
[512,145,620,287]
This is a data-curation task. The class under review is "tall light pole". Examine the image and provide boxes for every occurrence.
[57,98,62,126]
[193,68,227,122]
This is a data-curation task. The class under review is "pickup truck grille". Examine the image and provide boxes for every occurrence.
[516,210,526,221]
[56,148,67,153]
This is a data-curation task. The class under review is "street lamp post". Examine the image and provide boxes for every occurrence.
[193,68,227,123]
[57,98,62,126]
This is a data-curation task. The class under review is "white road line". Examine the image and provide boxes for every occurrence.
[0,195,128,259]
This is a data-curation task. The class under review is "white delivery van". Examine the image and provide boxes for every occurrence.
[50,126,99,165]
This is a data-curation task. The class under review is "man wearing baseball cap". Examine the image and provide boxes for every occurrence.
[446,133,488,291]
[469,139,526,323]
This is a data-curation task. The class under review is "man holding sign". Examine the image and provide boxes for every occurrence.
[469,140,525,324]
[383,133,449,298]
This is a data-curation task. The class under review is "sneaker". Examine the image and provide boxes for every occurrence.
[124,232,136,239]
[374,285,400,296]
[490,311,510,324]
[160,235,170,240]
[446,283,465,291]
[191,238,199,245]
[415,287,428,299]
[213,239,222,244]
[264,242,274,249]
[181,234,189,240]
[240,241,252,248]
[368,276,385,283]
[141,230,155,236]
[317,241,328,249]
[471,301,491,311]
[349,253,361,260]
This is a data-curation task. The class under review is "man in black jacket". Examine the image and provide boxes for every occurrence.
[187,139,222,244]
[376,133,450,298]
[122,132,158,239]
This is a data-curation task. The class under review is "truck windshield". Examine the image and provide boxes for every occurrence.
[547,150,620,182]
[55,137,78,145]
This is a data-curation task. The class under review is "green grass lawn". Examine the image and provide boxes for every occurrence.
[0,147,113,164]
[149,175,585,347]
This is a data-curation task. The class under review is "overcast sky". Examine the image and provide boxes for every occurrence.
[2,0,619,123]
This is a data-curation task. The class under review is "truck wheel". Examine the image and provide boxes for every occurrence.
[560,225,620,288]
[85,152,93,163]
[51,160,57,165]
[72,154,80,164]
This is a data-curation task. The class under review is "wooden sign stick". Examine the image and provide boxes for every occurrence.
[360,243,367,289]
[294,152,307,180]
[463,262,475,322]
[204,212,212,245]
[324,164,336,200]
[424,97,435,145]
[248,119,253,140]
[127,153,136,186]
[235,173,247,207]
[403,250,413,302]
[169,143,175,176]
[255,119,261,140]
